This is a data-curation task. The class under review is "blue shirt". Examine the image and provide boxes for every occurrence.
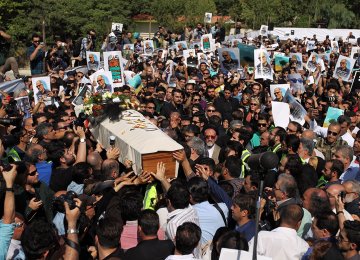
[0,220,14,259]
[35,161,53,186]
[193,201,228,245]
[340,166,360,182]
[235,219,256,242]
[26,45,45,75]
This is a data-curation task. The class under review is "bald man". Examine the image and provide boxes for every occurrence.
[326,184,353,221]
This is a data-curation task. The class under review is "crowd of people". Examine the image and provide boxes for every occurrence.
[0,20,360,260]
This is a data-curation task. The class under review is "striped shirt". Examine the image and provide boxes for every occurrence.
[166,205,199,241]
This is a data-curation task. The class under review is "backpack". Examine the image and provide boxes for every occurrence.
[72,37,84,57]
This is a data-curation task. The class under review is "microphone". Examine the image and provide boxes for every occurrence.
[246,151,279,171]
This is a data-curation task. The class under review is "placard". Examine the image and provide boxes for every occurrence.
[103,51,125,86]
[86,51,100,71]
[32,76,51,105]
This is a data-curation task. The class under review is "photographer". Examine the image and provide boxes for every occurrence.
[26,33,46,76]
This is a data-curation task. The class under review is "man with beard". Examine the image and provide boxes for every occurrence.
[338,220,360,259]
[342,180,360,217]
[203,126,220,164]
[269,127,287,160]
[319,159,343,189]
[160,89,185,118]
[50,126,87,192]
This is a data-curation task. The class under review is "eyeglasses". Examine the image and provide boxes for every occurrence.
[274,91,281,95]
[193,98,200,101]
[97,79,104,83]
[287,128,296,133]
[258,123,267,127]
[207,109,215,112]
[250,103,258,106]
[205,135,216,139]
[290,78,303,83]
[306,102,313,106]
[203,72,210,75]
[28,170,37,176]
[327,130,339,136]
[147,106,155,109]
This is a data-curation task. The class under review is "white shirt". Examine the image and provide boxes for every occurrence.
[6,239,25,260]
[166,205,199,241]
[249,227,309,260]
[165,254,200,260]
[207,145,215,158]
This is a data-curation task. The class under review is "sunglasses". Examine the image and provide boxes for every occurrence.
[205,135,216,139]
[193,98,200,101]
[28,170,37,176]
[250,103,258,106]
[207,109,215,112]
[328,130,339,136]
[258,123,267,127]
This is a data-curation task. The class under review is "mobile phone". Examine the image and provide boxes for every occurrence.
[40,42,44,46]
[339,191,346,201]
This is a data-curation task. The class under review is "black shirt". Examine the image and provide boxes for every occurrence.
[124,238,174,260]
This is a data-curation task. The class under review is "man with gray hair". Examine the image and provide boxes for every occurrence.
[270,173,312,237]
[298,138,314,163]
[187,137,207,169]
[334,145,360,182]
[342,180,360,216]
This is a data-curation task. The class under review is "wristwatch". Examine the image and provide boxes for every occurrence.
[5,187,14,192]
[67,228,79,234]
[80,138,85,143]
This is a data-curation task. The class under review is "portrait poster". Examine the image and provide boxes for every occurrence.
[204,12,212,24]
[143,40,154,55]
[270,84,290,100]
[323,107,344,128]
[331,41,339,53]
[283,89,307,125]
[333,55,355,82]
[306,52,319,72]
[175,41,188,55]
[111,23,123,33]
[89,70,114,93]
[123,44,134,60]
[218,48,240,73]
[289,53,303,71]
[275,55,290,72]
[288,73,305,93]
[272,101,290,129]
[103,51,124,87]
[15,96,31,118]
[254,48,273,80]
[86,52,101,72]
[306,40,316,52]
[197,52,209,65]
[350,47,360,60]
[259,25,268,36]
[183,49,197,67]
[32,76,51,105]
[200,34,213,52]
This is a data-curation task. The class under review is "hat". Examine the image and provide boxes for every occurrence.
[187,79,196,84]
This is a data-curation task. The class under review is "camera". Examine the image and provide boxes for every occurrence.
[52,190,78,213]
[0,117,22,127]
[73,112,87,127]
